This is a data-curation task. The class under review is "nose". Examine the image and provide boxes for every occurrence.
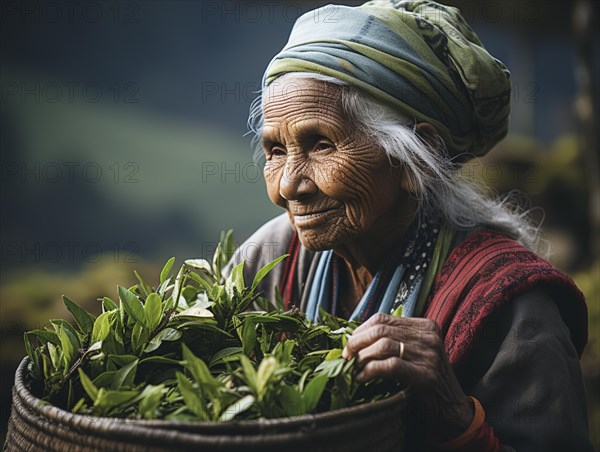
[279,159,318,201]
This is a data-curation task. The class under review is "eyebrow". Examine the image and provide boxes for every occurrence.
[261,127,281,147]
[262,119,335,142]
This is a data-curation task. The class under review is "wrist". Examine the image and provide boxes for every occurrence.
[432,396,486,450]
[434,397,475,441]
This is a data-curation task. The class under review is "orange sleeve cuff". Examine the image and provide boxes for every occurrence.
[431,396,486,450]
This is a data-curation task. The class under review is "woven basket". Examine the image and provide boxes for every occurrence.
[4,357,408,452]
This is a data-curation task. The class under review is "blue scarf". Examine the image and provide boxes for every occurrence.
[305,218,439,322]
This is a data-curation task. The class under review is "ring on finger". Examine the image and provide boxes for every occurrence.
[398,341,405,360]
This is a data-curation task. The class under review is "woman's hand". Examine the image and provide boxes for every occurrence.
[342,313,474,441]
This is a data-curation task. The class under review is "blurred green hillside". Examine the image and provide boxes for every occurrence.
[4,82,281,260]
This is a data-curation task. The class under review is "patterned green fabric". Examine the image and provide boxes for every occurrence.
[263,0,511,159]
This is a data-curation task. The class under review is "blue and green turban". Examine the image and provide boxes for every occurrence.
[263,0,511,160]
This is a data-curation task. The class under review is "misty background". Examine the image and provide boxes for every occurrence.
[1,0,598,446]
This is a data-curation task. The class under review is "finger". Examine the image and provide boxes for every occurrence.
[343,317,439,360]
[355,358,434,390]
[355,356,407,382]
[355,358,452,403]
[354,337,403,367]
[353,315,440,343]
[345,323,401,358]
[351,312,398,336]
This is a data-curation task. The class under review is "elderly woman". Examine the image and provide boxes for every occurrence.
[225,1,592,450]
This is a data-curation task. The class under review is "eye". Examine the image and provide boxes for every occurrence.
[313,137,334,152]
[265,143,286,161]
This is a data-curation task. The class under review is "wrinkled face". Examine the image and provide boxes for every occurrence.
[261,77,409,251]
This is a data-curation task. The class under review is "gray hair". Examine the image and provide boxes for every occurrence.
[248,73,544,255]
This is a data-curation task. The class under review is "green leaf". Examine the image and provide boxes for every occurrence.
[213,243,223,282]
[257,324,270,356]
[325,349,342,361]
[23,334,40,380]
[58,328,75,369]
[251,254,288,291]
[94,388,139,413]
[271,339,295,365]
[27,329,60,346]
[181,286,200,305]
[156,279,173,297]
[241,319,257,356]
[174,306,214,319]
[118,286,149,328]
[72,397,86,413]
[172,265,186,310]
[21,230,406,421]
[62,295,96,334]
[181,344,214,385]
[144,328,183,353]
[101,331,119,356]
[298,369,311,393]
[50,319,81,349]
[87,341,102,354]
[302,374,328,412]
[187,271,213,292]
[102,297,118,311]
[144,293,163,331]
[104,389,139,407]
[131,322,148,354]
[280,339,296,363]
[78,368,99,402]
[144,328,182,353]
[185,259,213,274]
[302,325,329,342]
[133,270,151,298]
[108,354,138,367]
[93,371,118,389]
[68,378,75,409]
[209,347,243,368]
[111,359,138,389]
[256,356,277,399]
[41,353,51,380]
[91,311,111,343]
[47,342,60,369]
[139,356,181,365]
[138,384,165,419]
[175,289,190,310]
[314,358,345,378]
[194,293,214,310]
[169,319,230,337]
[160,257,176,284]
[391,304,403,317]
[220,229,235,265]
[220,394,254,421]
[176,372,208,420]
[239,355,257,393]
[231,260,245,292]
[279,385,304,416]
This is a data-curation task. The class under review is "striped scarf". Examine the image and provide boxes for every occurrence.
[263,0,511,160]
[304,216,451,322]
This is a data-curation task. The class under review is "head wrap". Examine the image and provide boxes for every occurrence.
[262,0,511,160]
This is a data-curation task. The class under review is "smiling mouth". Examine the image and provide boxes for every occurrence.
[292,206,338,227]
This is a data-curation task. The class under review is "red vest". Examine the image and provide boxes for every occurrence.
[280,229,588,368]
[425,230,587,369]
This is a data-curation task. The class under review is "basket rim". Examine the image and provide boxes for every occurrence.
[14,356,409,432]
